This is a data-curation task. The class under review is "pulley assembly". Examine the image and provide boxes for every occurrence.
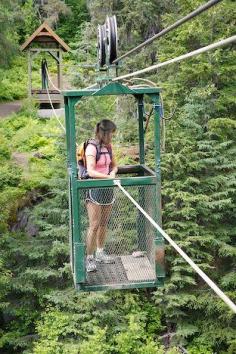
[97,24,106,67]
[97,15,118,68]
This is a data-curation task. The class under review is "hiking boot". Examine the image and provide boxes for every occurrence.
[95,250,115,264]
[86,257,97,272]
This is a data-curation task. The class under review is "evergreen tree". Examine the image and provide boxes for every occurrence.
[35,0,69,27]
[56,0,90,44]
[0,0,21,67]
[0,0,235,353]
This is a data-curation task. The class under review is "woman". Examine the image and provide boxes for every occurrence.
[85,119,118,272]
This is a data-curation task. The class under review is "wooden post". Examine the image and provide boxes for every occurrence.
[57,49,62,90]
[58,49,63,107]
[28,50,32,97]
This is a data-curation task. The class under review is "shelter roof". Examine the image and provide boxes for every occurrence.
[21,21,70,52]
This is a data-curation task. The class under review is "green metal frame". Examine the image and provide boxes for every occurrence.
[63,82,165,291]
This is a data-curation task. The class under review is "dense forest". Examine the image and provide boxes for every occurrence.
[0,0,235,353]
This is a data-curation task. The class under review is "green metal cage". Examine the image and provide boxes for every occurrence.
[63,82,165,291]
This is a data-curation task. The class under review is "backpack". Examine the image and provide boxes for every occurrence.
[76,139,112,179]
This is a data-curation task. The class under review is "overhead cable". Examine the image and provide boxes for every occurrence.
[113,0,223,64]
[114,180,236,314]
[113,35,236,81]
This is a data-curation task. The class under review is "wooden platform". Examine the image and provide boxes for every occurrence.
[31,89,62,103]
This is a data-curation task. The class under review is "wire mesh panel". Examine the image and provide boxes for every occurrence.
[79,184,158,287]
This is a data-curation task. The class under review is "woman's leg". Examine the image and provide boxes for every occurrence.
[96,204,112,249]
[86,201,101,255]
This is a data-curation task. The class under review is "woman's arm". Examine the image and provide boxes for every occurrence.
[86,155,112,179]
[110,155,118,178]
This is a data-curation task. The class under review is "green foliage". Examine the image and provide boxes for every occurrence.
[32,291,166,353]
[0,106,69,351]
[0,258,12,305]
[153,8,235,350]
[113,314,164,354]
[0,134,11,161]
[208,117,236,141]
[0,1,236,353]
[0,186,25,232]
[20,97,39,119]
[56,0,90,44]
[33,309,73,354]
[20,0,40,39]
[0,57,27,101]
[0,104,66,233]
[187,345,213,354]
[0,0,21,68]
[78,326,111,354]
[0,164,22,190]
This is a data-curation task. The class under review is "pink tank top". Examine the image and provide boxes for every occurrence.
[85,144,112,175]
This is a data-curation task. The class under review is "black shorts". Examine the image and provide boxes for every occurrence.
[86,188,115,206]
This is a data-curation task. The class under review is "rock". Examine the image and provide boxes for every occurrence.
[33,152,45,159]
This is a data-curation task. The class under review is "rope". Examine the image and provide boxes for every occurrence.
[113,35,236,81]
[45,66,98,92]
[45,83,66,133]
[44,66,98,133]
[114,180,236,314]
[113,0,222,64]
[43,66,66,133]
[45,66,61,92]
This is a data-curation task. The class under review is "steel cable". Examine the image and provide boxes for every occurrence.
[113,35,236,81]
[113,0,223,64]
[114,180,236,314]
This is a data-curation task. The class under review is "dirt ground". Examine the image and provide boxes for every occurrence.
[0,100,22,118]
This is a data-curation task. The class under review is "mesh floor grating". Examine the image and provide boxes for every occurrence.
[85,257,128,286]
[85,256,156,286]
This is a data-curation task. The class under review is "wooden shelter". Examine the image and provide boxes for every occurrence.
[21,22,70,108]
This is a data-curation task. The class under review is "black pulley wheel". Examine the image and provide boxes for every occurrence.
[97,24,106,67]
[106,15,118,64]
